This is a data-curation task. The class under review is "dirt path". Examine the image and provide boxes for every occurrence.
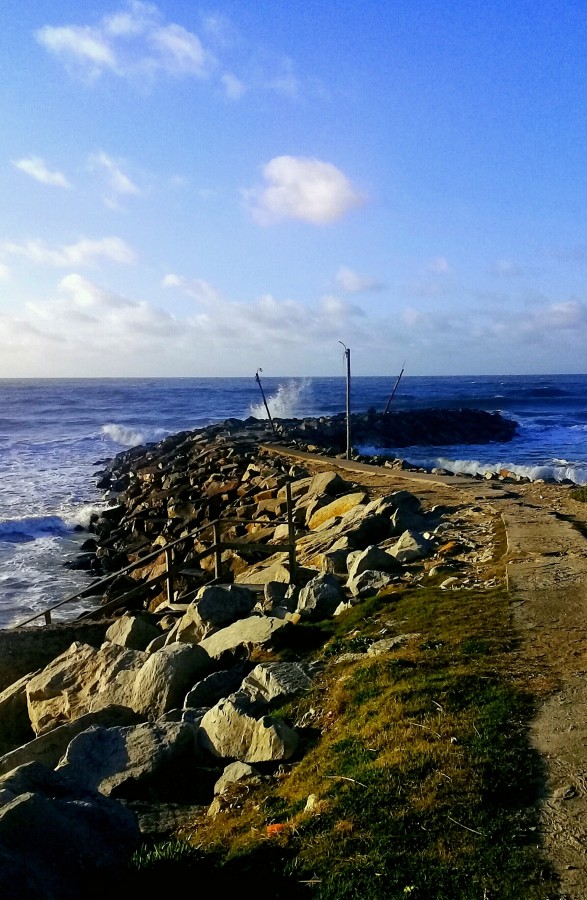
[263,445,587,898]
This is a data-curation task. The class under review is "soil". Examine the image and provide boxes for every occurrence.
[263,444,587,899]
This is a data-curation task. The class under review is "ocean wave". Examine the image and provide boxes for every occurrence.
[411,456,587,485]
[101,423,147,447]
[249,378,312,420]
[0,515,70,544]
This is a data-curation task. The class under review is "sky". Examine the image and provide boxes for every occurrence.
[1,0,587,377]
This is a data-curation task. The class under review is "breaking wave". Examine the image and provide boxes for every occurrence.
[249,378,312,420]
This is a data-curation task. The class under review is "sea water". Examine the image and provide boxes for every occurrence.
[1,374,586,627]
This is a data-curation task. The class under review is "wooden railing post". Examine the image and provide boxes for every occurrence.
[212,522,222,579]
[165,546,174,605]
[286,481,297,584]
[44,610,52,626]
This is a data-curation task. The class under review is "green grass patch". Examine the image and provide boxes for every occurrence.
[130,584,557,898]
[570,486,587,503]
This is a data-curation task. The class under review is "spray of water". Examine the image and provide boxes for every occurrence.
[249,378,312,420]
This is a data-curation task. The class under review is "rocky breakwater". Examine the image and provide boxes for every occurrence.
[0,414,506,896]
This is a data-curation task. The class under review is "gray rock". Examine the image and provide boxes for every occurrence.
[198,615,290,662]
[213,761,260,795]
[26,641,148,736]
[387,530,434,563]
[195,584,256,628]
[106,613,162,651]
[0,705,142,778]
[0,673,36,757]
[347,569,397,598]
[57,720,201,797]
[239,663,313,707]
[199,698,299,763]
[131,642,211,718]
[296,573,346,620]
[346,545,401,581]
[0,761,139,899]
[184,667,247,708]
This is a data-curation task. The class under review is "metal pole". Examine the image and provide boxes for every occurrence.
[339,342,351,459]
[286,481,297,584]
[255,369,277,435]
[384,362,405,415]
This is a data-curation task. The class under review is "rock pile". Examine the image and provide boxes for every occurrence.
[0,411,508,896]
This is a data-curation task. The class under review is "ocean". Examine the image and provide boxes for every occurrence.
[1,374,586,629]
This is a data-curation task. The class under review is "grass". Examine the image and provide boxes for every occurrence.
[570,486,587,503]
[121,581,558,899]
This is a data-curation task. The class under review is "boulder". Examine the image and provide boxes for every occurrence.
[239,663,313,707]
[26,642,148,736]
[130,643,211,718]
[346,545,402,581]
[213,760,260,795]
[347,569,397,598]
[0,761,139,899]
[0,705,142,778]
[57,721,202,799]
[387,530,434,563]
[195,584,256,628]
[296,574,346,620]
[184,666,247,709]
[307,492,367,530]
[0,673,36,756]
[105,613,162,651]
[199,698,298,763]
[198,615,291,662]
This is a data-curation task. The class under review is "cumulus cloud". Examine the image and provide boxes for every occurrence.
[12,156,71,188]
[35,1,215,82]
[245,156,366,225]
[0,236,136,267]
[335,266,384,294]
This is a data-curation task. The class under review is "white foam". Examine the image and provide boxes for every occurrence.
[101,423,146,447]
[249,378,312,420]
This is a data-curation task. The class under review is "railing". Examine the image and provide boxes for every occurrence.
[15,483,297,628]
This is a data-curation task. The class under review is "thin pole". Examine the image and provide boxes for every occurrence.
[255,369,277,435]
[339,342,351,459]
[384,361,405,415]
[286,481,297,584]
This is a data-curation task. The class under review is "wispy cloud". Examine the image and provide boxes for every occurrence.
[36,1,215,83]
[335,266,384,294]
[0,263,10,281]
[491,258,523,277]
[12,156,71,188]
[245,156,366,226]
[88,151,141,208]
[0,236,136,267]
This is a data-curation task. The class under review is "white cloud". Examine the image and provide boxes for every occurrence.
[12,156,71,188]
[88,151,141,207]
[335,266,383,294]
[492,258,523,276]
[35,1,215,83]
[0,263,10,281]
[0,236,136,267]
[245,156,366,226]
[427,256,451,274]
[221,72,246,100]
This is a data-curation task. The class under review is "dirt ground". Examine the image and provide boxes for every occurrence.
[264,445,587,899]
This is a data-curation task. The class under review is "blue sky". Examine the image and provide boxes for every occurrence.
[1,0,587,377]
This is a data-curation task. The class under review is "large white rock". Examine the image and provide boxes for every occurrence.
[387,530,433,563]
[199,698,298,763]
[346,545,401,581]
[198,615,290,661]
[130,642,211,718]
[26,642,148,736]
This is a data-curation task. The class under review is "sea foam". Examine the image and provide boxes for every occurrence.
[249,378,312,420]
